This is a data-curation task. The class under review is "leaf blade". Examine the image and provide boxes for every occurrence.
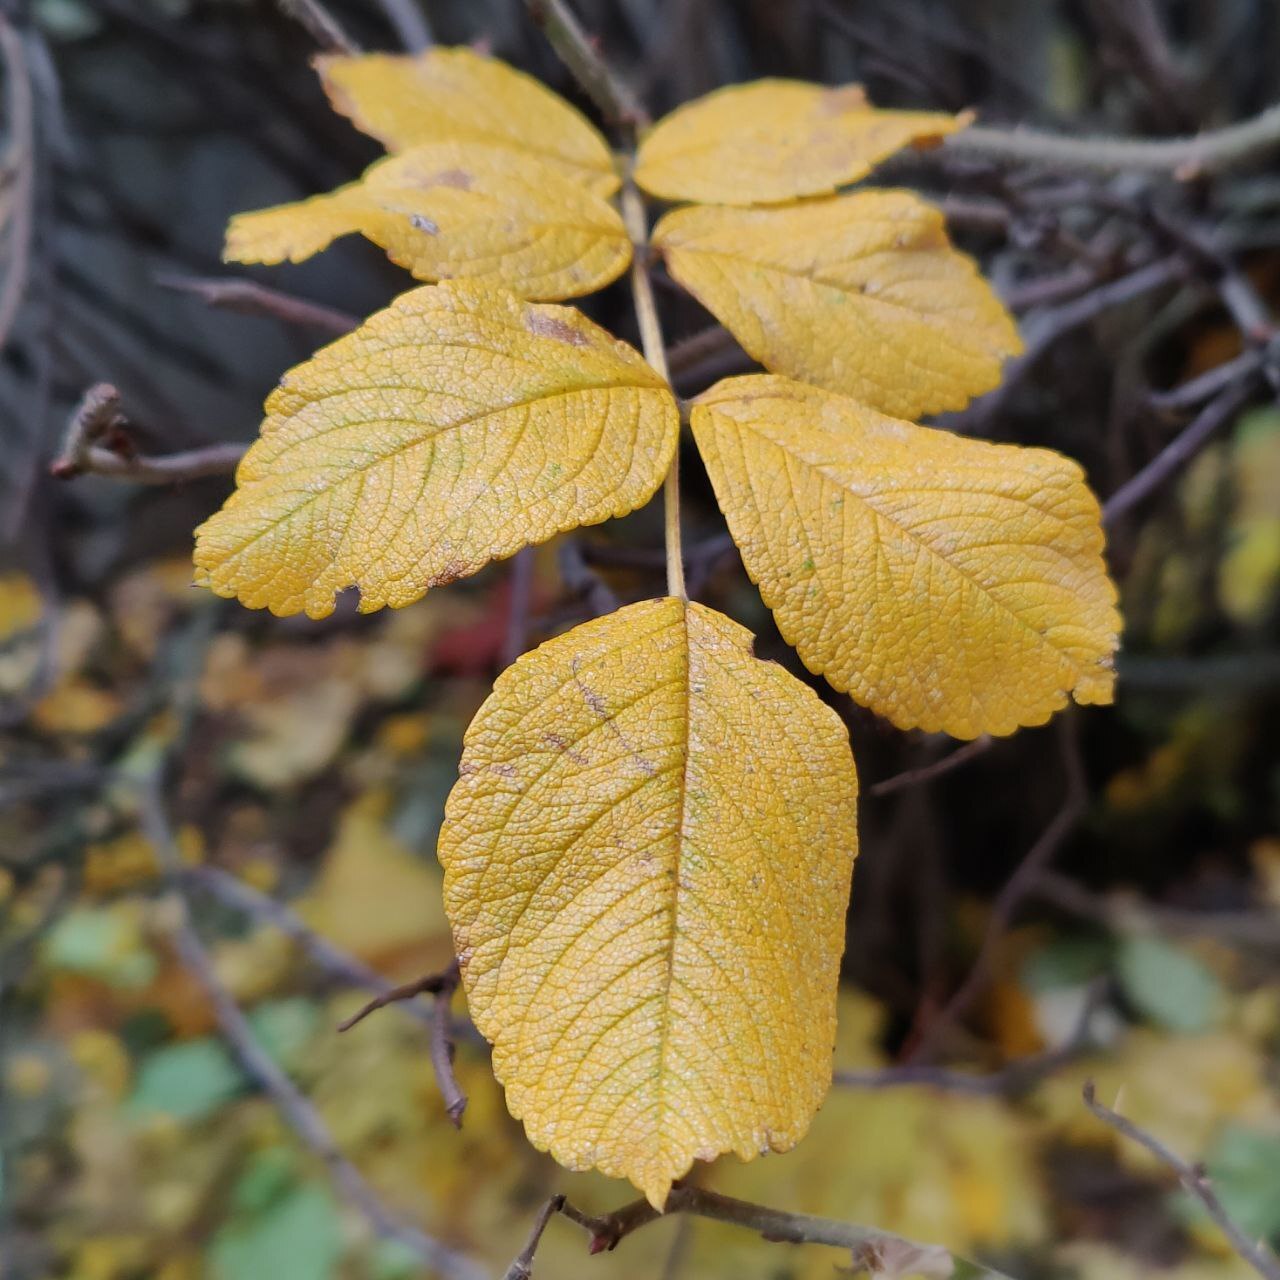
[692,376,1120,739]
[225,143,632,301]
[193,283,679,619]
[654,191,1022,419]
[316,48,619,195]
[439,597,859,1207]
[634,79,963,206]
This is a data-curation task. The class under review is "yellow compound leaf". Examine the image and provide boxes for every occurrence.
[654,190,1023,419]
[692,376,1120,739]
[193,282,678,619]
[439,596,859,1207]
[634,79,964,205]
[316,47,618,195]
[224,143,632,301]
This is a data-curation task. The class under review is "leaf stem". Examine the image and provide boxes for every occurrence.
[622,180,686,600]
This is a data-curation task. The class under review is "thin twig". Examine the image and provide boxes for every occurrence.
[139,780,482,1280]
[525,0,648,128]
[183,865,471,1119]
[50,383,246,484]
[277,0,358,54]
[374,0,431,51]
[836,979,1105,1097]
[157,273,357,336]
[1032,871,1280,952]
[870,735,993,798]
[516,1185,1010,1278]
[1103,376,1259,524]
[0,15,36,353]
[945,102,1280,177]
[502,1196,566,1280]
[337,962,467,1126]
[1084,1081,1280,1280]
[906,715,1087,1063]
[1148,348,1266,412]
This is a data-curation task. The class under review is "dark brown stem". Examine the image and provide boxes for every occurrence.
[1103,376,1260,524]
[869,735,992,798]
[1084,1081,1280,1280]
[337,961,466,1126]
[906,715,1086,1062]
[157,273,357,336]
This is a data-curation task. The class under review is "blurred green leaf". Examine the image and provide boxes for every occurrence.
[211,1182,341,1280]
[1116,936,1225,1033]
[1193,1125,1280,1241]
[128,1037,244,1122]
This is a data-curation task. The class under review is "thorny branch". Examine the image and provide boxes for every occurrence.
[50,384,246,484]
[1084,1082,1280,1280]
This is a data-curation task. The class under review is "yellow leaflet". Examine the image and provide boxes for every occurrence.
[634,79,963,205]
[692,376,1120,739]
[654,190,1022,419]
[316,47,618,195]
[224,143,632,302]
[193,283,678,619]
[439,597,859,1208]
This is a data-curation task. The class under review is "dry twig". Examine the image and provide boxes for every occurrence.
[50,384,245,484]
[1084,1081,1280,1280]
[157,273,357,336]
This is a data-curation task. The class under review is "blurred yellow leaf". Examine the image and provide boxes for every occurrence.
[439,596,859,1208]
[1220,408,1280,625]
[0,569,44,697]
[1036,1029,1280,1168]
[692,376,1120,738]
[316,47,618,195]
[225,143,631,301]
[193,282,679,619]
[634,79,963,205]
[654,191,1020,418]
[295,791,450,971]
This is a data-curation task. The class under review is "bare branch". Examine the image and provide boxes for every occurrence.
[524,0,648,129]
[945,102,1280,178]
[138,781,482,1280]
[50,384,246,484]
[906,715,1086,1062]
[0,14,36,353]
[184,865,469,1122]
[513,1185,1012,1278]
[836,979,1105,1097]
[1103,376,1260,525]
[1083,1081,1280,1280]
[502,1196,566,1280]
[338,961,467,1126]
[157,273,357,336]
[277,0,358,54]
[869,735,992,798]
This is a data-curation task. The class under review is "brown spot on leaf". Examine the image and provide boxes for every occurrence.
[525,310,589,346]
[428,168,473,190]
